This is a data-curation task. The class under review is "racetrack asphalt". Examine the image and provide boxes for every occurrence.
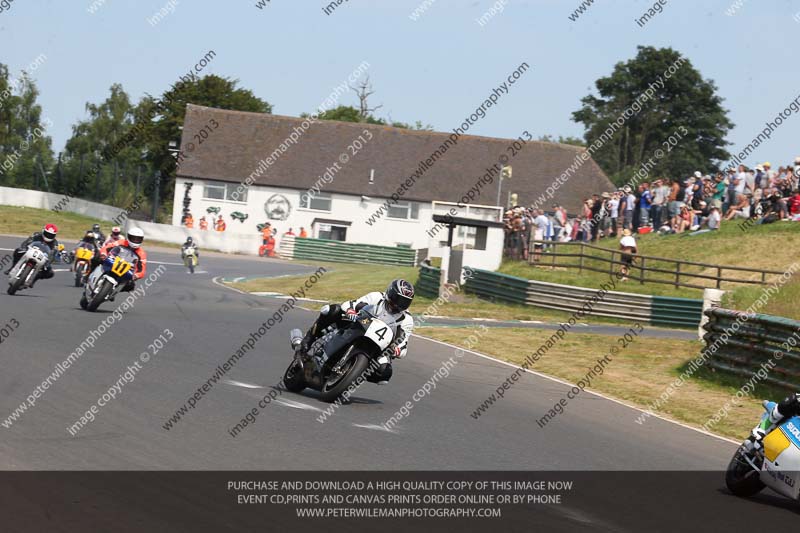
[1,234,798,529]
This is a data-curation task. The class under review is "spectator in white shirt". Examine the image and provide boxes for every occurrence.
[618,229,638,281]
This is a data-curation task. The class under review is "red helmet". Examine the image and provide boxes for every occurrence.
[42,224,58,243]
[111,226,122,236]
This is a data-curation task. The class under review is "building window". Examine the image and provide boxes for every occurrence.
[300,192,332,212]
[203,181,247,203]
[387,201,419,220]
[203,181,225,200]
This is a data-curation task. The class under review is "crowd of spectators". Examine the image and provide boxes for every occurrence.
[504,157,800,260]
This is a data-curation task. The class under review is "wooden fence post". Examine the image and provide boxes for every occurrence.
[675,261,681,288]
[578,243,585,273]
[639,257,645,284]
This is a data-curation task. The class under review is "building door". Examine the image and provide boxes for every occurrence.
[318,224,347,241]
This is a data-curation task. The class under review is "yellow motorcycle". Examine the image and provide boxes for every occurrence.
[72,244,95,288]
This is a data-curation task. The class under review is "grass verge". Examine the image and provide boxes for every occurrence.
[0,205,179,248]
[417,326,790,440]
[500,222,800,319]
[229,262,633,326]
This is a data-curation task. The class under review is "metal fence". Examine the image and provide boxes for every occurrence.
[528,240,785,291]
[463,268,703,328]
[417,265,441,298]
[281,235,417,266]
[702,308,800,390]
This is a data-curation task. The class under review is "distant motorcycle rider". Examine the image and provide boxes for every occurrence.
[89,224,105,247]
[299,279,415,384]
[98,227,147,294]
[76,230,100,270]
[5,224,59,284]
[102,226,124,248]
[181,237,198,260]
[750,393,800,450]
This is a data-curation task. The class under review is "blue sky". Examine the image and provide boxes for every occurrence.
[1,0,799,169]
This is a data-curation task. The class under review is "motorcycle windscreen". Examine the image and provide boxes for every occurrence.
[30,241,52,254]
[110,246,139,265]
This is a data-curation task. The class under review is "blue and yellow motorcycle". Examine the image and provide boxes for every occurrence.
[80,246,138,312]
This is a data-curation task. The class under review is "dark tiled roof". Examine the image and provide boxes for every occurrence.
[177,104,614,213]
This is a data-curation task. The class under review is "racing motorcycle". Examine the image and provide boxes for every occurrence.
[183,245,198,274]
[80,246,137,312]
[7,242,52,295]
[54,244,71,264]
[726,400,800,501]
[285,304,396,402]
[72,243,95,287]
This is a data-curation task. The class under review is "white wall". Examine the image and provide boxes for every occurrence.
[0,186,126,222]
[172,178,506,263]
[0,185,262,255]
[126,219,262,255]
[462,227,504,272]
[173,177,437,249]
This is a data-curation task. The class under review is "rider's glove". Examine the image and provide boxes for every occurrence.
[749,427,767,451]
[343,309,359,322]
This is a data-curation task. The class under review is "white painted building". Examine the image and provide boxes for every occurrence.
[173,105,612,270]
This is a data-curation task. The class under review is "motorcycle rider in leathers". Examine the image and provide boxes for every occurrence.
[749,393,800,451]
[299,279,415,384]
[4,224,59,285]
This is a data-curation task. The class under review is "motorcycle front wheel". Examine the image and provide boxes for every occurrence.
[7,264,30,295]
[74,265,86,287]
[283,360,306,393]
[319,352,370,403]
[725,445,765,497]
[87,282,113,312]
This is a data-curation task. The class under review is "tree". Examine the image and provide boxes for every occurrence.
[61,75,271,220]
[538,134,586,147]
[304,105,433,131]
[350,76,383,120]
[0,64,54,190]
[137,74,271,178]
[572,46,732,185]
[309,105,386,125]
[62,83,143,204]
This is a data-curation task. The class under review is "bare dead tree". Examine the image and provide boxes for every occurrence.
[349,76,383,120]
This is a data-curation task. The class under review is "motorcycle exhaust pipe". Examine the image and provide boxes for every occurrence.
[289,328,303,349]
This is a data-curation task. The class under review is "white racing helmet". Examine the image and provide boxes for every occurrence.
[127,227,145,249]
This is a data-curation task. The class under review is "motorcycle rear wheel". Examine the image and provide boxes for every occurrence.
[283,360,306,393]
[725,446,765,497]
[7,264,31,295]
[319,352,370,403]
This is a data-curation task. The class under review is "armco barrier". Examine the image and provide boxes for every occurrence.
[463,268,703,328]
[286,236,417,267]
[417,265,441,298]
[702,308,800,389]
